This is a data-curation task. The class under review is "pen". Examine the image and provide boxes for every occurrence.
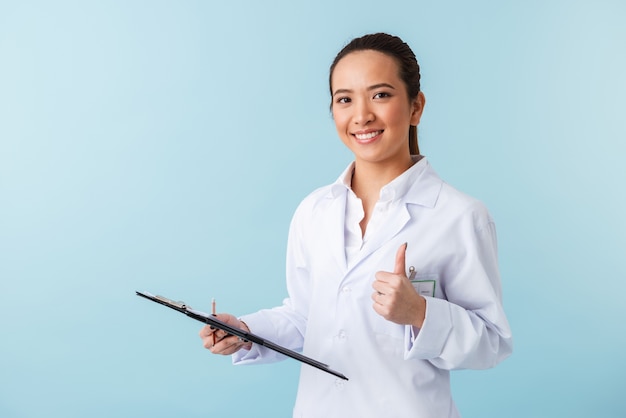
[212,298,216,345]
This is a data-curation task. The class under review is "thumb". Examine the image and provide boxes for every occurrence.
[393,242,407,276]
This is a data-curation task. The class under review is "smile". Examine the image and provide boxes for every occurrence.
[354,130,383,141]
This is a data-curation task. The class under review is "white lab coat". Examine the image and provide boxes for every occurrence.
[234,157,513,418]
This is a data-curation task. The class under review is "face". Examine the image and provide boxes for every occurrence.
[331,50,425,167]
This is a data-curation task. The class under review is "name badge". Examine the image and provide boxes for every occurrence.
[411,279,436,297]
[408,269,437,297]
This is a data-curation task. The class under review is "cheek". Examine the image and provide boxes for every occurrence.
[332,109,350,133]
[384,106,410,127]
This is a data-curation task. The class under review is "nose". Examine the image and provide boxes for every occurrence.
[353,99,374,126]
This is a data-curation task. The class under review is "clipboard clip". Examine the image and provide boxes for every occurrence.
[154,295,187,310]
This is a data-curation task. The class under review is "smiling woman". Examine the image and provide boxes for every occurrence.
[330,50,425,233]
[198,32,513,418]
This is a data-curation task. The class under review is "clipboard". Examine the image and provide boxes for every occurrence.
[136,291,348,381]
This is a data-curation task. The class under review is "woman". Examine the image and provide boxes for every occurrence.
[199,32,513,418]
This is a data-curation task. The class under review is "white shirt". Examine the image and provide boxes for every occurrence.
[233,157,513,418]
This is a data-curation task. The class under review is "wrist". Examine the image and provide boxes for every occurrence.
[412,296,427,329]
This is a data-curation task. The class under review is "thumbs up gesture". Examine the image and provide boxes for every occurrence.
[372,243,426,328]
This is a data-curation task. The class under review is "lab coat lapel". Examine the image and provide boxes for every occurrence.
[356,160,441,263]
[340,158,441,273]
[358,202,411,264]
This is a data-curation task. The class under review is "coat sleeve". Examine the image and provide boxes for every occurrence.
[404,202,513,370]
[232,201,311,365]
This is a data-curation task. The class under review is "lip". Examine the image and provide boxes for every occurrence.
[352,129,383,144]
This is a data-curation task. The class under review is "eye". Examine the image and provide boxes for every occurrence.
[373,92,391,99]
[336,96,351,104]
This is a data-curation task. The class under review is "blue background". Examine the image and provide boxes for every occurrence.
[1,1,625,417]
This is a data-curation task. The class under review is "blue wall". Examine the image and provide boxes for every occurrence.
[1,1,624,417]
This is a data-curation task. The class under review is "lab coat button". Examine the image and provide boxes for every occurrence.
[341,286,351,293]
[338,330,346,340]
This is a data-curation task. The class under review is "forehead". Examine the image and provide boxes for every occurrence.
[331,50,402,89]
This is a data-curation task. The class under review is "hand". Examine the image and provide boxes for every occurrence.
[372,243,426,328]
[199,313,252,355]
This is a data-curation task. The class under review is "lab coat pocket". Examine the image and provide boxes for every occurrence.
[373,329,404,357]
[369,311,405,357]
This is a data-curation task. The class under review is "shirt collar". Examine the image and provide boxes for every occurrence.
[379,155,427,202]
[329,161,356,197]
[329,155,441,208]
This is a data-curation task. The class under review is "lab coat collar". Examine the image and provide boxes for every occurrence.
[324,156,443,272]
[328,156,441,209]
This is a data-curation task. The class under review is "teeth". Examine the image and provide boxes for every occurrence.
[355,131,381,140]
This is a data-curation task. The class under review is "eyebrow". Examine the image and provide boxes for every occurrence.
[332,83,396,97]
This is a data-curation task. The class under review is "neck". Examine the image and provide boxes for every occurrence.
[351,156,414,201]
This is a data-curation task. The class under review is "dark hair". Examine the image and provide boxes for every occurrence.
[329,33,422,155]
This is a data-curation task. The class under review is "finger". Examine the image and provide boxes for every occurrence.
[201,333,215,350]
[371,291,384,304]
[208,329,228,343]
[211,335,242,354]
[393,242,407,276]
[199,325,215,339]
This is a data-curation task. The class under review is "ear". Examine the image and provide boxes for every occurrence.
[410,91,426,126]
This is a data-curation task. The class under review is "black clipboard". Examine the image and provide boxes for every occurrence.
[136,291,348,380]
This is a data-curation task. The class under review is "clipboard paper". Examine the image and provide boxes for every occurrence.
[136,291,348,380]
